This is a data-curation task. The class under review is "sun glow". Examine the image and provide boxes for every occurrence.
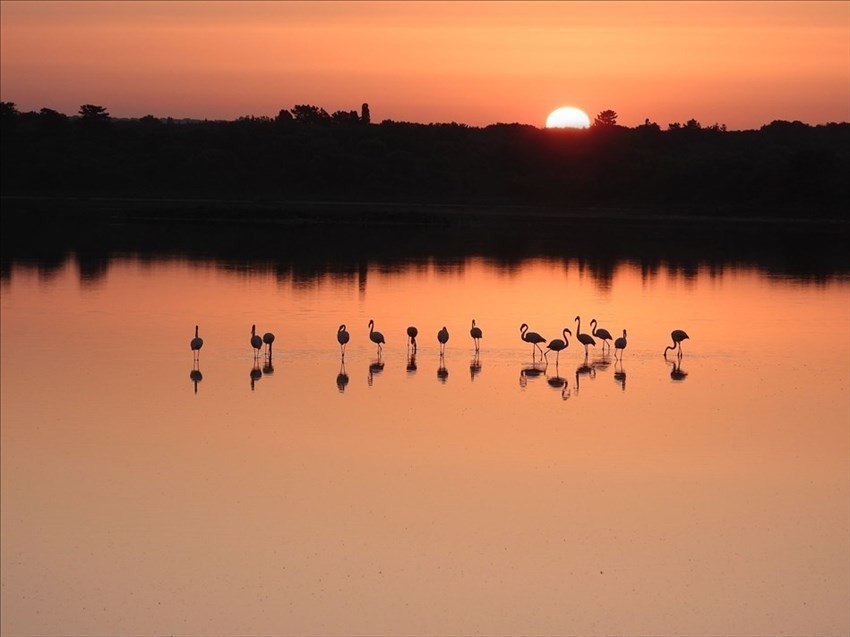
[546,107,591,129]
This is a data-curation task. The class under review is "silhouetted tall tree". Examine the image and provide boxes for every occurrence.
[593,109,618,126]
[291,104,330,124]
[361,103,371,124]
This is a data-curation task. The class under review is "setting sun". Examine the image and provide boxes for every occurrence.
[546,107,591,129]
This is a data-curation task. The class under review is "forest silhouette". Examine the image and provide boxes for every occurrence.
[2,102,848,216]
[2,102,849,278]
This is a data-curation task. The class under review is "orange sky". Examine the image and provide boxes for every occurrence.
[1,1,847,129]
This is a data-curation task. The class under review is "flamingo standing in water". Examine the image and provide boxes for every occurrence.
[520,323,547,357]
[574,316,596,355]
[544,327,572,364]
[614,329,628,359]
[437,326,450,355]
[469,319,483,351]
[369,320,385,354]
[590,319,613,353]
[407,326,418,352]
[664,329,690,358]
[190,325,203,361]
[337,324,350,358]
[250,325,263,358]
[262,330,276,357]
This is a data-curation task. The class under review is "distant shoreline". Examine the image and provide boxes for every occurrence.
[3,195,847,227]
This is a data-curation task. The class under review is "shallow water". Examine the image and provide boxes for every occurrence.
[2,254,848,636]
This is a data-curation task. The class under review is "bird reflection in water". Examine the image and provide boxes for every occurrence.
[546,363,570,400]
[336,360,350,393]
[667,357,688,381]
[469,351,482,381]
[519,361,546,388]
[574,356,597,395]
[613,359,626,391]
[406,352,417,374]
[591,351,612,374]
[368,357,385,386]
[189,367,203,394]
[249,361,263,391]
[262,349,275,376]
[437,353,449,383]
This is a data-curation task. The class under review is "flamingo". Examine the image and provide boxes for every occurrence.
[590,319,613,352]
[250,324,263,358]
[574,316,596,355]
[520,323,547,356]
[664,329,690,358]
[470,319,483,351]
[368,319,385,354]
[262,330,276,357]
[544,327,572,364]
[437,326,450,354]
[190,325,203,361]
[614,329,627,359]
[337,324,350,357]
[407,326,418,352]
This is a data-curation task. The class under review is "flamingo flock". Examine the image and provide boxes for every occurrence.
[189,320,690,362]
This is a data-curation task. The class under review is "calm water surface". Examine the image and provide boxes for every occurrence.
[2,255,848,636]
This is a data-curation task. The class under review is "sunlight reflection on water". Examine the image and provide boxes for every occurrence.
[1,254,848,636]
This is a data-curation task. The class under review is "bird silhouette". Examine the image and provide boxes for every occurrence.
[250,325,263,358]
[590,319,613,352]
[520,323,547,357]
[470,319,483,351]
[337,324,350,358]
[368,319,385,354]
[574,316,596,355]
[190,325,203,361]
[407,326,418,353]
[437,326,450,354]
[544,327,572,364]
[664,329,690,358]
[262,331,276,357]
[614,329,628,359]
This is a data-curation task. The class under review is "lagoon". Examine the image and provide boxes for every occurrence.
[1,232,849,635]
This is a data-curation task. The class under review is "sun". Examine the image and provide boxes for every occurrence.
[546,106,591,129]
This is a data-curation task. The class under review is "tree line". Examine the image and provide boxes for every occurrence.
[1,101,848,218]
